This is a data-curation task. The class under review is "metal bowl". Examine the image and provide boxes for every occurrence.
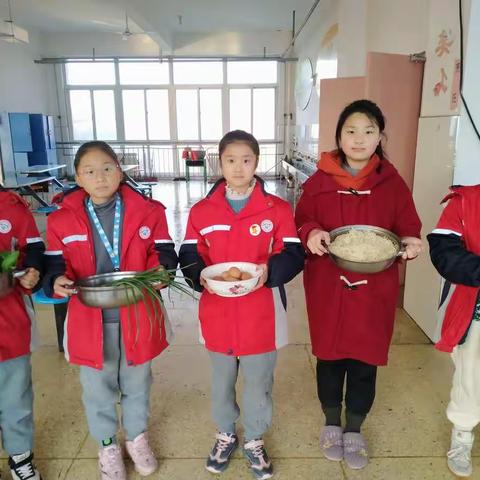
[0,269,27,298]
[328,225,404,274]
[74,271,144,308]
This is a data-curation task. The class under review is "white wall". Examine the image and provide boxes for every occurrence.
[289,0,429,158]
[0,31,56,114]
[453,0,480,185]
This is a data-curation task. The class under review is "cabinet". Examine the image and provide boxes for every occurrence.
[28,114,57,166]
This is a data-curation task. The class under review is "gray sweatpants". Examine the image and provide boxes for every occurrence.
[79,323,153,445]
[0,355,34,455]
[208,350,277,441]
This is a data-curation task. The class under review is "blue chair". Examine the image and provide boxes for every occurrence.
[33,288,68,352]
[33,205,58,214]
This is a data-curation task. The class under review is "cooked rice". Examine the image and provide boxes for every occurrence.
[329,230,397,262]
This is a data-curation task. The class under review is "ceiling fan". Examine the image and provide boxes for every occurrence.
[115,11,154,40]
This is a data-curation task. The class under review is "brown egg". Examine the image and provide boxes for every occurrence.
[212,276,224,281]
[228,266,242,279]
[221,270,231,280]
[240,271,253,280]
[224,274,239,282]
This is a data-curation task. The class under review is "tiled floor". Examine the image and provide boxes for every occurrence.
[1,180,474,479]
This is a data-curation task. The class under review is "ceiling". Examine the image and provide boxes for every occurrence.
[2,0,315,35]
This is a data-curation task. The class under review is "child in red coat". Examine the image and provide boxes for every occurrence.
[295,100,422,469]
[0,189,44,480]
[179,130,305,479]
[43,141,177,480]
[428,185,480,477]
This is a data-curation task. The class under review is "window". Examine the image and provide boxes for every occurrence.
[66,61,115,85]
[70,90,93,140]
[122,90,147,140]
[176,89,199,140]
[229,89,251,132]
[227,61,277,84]
[173,61,223,85]
[253,88,275,139]
[93,90,117,140]
[119,61,169,85]
[146,90,170,140]
[229,88,276,140]
[200,89,222,141]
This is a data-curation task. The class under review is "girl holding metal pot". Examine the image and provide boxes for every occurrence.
[43,141,177,480]
[295,100,423,470]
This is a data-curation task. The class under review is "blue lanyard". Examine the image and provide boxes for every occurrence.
[87,195,122,271]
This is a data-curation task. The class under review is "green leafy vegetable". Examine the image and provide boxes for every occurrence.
[0,251,19,273]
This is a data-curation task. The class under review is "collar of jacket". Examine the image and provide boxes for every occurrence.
[303,154,398,196]
[0,190,29,208]
[205,175,274,218]
[54,183,166,255]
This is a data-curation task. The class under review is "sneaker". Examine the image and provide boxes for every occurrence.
[447,428,474,477]
[126,432,158,476]
[8,451,42,480]
[98,444,127,480]
[205,432,238,474]
[320,425,344,461]
[343,432,369,470]
[243,438,273,480]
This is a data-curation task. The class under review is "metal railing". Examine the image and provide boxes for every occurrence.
[56,141,284,181]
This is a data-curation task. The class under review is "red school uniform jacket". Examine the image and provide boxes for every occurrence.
[428,185,480,352]
[0,190,44,362]
[179,177,305,356]
[295,154,421,366]
[43,184,178,369]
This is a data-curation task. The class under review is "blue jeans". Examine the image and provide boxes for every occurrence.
[79,323,153,444]
[0,355,34,455]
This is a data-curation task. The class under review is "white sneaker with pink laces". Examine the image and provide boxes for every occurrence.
[98,444,126,480]
[126,432,158,476]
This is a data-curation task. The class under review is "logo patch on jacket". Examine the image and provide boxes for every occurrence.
[139,226,151,239]
[249,224,261,236]
[0,219,12,234]
[261,219,273,233]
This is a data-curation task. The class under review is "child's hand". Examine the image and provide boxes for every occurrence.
[18,268,40,290]
[200,276,216,294]
[54,275,76,297]
[401,237,424,260]
[307,229,330,255]
[251,264,268,291]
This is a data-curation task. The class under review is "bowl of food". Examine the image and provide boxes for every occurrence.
[327,225,404,274]
[200,262,262,297]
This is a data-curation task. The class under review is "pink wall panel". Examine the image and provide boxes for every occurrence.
[318,76,366,155]
[365,52,424,189]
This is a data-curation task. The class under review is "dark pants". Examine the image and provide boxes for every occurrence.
[316,358,377,416]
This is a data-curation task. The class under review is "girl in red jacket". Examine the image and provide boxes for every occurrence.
[428,185,480,478]
[43,141,178,480]
[0,189,44,480]
[295,100,423,469]
[179,130,305,479]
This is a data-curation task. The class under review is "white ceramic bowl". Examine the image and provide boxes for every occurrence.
[200,262,261,297]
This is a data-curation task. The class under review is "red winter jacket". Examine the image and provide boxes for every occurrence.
[179,178,305,356]
[43,184,177,369]
[428,185,480,352]
[0,191,44,362]
[295,155,421,366]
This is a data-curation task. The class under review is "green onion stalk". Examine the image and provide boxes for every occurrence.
[108,266,195,345]
[0,251,19,273]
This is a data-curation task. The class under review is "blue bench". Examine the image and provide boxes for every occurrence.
[33,288,68,352]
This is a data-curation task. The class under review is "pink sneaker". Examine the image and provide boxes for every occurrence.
[98,444,126,480]
[126,432,158,476]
